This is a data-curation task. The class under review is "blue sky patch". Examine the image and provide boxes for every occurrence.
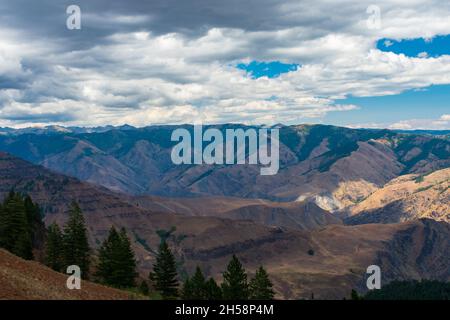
[324,84,450,127]
[377,34,450,58]
[237,61,299,78]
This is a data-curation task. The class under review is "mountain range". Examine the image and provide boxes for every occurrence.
[0,124,448,217]
[0,123,448,299]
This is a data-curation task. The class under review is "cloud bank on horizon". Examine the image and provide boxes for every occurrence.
[0,0,449,129]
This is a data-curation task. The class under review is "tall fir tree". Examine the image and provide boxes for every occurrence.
[149,241,179,299]
[24,195,44,248]
[62,201,90,278]
[96,226,137,288]
[190,266,207,299]
[205,278,222,300]
[221,255,248,300]
[45,222,64,271]
[249,266,275,300]
[96,227,119,284]
[182,266,208,299]
[118,228,138,286]
[182,277,194,299]
[0,191,33,260]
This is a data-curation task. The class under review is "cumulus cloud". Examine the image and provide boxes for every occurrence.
[0,0,450,127]
[349,114,450,130]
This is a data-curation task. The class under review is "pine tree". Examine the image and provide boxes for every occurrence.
[0,191,33,259]
[96,227,137,288]
[205,278,222,300]
[95,227,120,285]
[45,223,64,271]
[190,266,207,299]
[118,228,138,286]
[221,255,248,300]
[62,202,90,278]
[24,195,44,247]
[149,241,179,299]
[96,227,119,285]
[182,268,222,300]
[182,277,194,299]
[249,266,275,300]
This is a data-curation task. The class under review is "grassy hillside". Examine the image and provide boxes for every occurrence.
[0,249,139,300]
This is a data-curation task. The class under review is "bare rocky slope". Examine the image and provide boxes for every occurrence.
[0,152,449,299]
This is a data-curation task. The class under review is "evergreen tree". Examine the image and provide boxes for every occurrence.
[96,226,137,288]
[249,266,275,300]
[118,228,138,286]
[96,227,120,285]
[205,278,222,300]
[0,191,33,259]
[182,268,223,300]
[221,255,248,300]
[190,266,207,299]
[181,277,194,299]
[24,195,44,247]
[149,241,179,299]
[45,223,64,271]
[62,202,90,278]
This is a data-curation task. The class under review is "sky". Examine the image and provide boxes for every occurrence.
[0,0,449,129]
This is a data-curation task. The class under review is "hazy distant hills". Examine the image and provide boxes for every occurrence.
[1,124,448,136]
[393,129,450,137]
[1,151,449,299]
[0,124,137,136]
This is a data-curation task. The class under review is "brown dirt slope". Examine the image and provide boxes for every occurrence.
[0,249,133,300]
[347,168,450,224]
[132,195,342,230]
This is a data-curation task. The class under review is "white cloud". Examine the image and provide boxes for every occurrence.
[350,114,450,130]
[384,40,394,47]
[1,0,450,127]
[388,116,450,130]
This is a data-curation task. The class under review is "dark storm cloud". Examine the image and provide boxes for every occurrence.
[1,111,77,123]
[0,76,28,89]
[0,0,360,48]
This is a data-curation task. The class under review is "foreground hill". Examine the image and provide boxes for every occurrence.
[0,249,132,300]
[0,124,448,213]
[0,152,449,299]
[346,168,450,224]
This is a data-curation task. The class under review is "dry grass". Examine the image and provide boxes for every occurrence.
[0,249,138,300]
